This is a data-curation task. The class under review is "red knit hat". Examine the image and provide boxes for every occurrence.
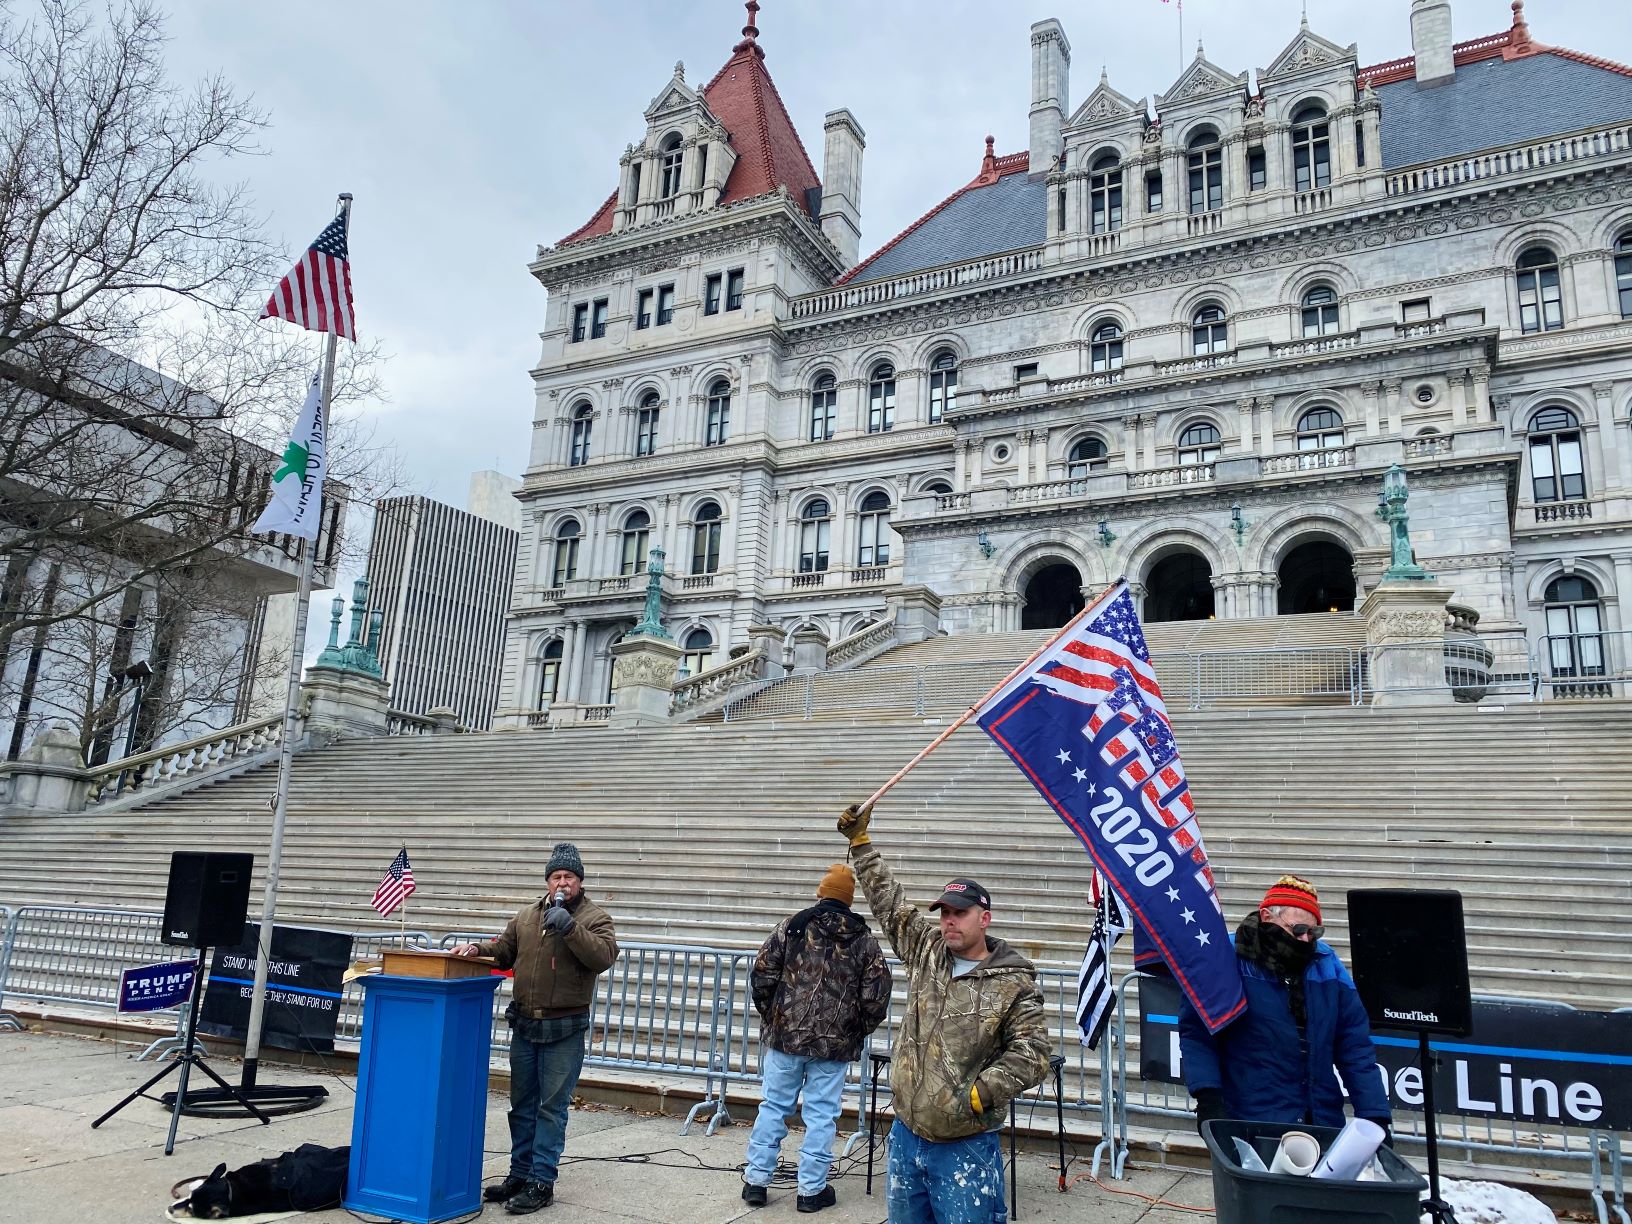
[1260,875,1321,924]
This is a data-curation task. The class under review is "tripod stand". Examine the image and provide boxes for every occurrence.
[91,948,269,1155]
[1417,1031,1460,1224]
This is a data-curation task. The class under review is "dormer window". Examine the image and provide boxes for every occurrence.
[659,134,684,198]
[1187,129,1223,214]
[1292,104,1331,192]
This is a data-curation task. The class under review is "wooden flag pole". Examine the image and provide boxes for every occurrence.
[858,581,1125,812]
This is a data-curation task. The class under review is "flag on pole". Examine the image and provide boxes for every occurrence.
[251,369,327,540]
[371,849,416,918]
[971,580,1246,1034]
[1077,872,1129,1049]
[261,214,356,340]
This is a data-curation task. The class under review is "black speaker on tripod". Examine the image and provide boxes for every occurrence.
[161,851,252,948]
[1348,889,1472,1224]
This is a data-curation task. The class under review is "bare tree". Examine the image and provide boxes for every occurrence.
[0,1,400,751]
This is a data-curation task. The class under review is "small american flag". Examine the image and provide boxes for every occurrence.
[1076,872,1129,1049]
[262,213,355,340]
[371,849,416,917]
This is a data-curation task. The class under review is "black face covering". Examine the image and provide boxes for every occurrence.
[1235,911,1317,1027]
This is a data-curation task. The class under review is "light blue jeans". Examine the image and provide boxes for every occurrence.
[887,1118,1008,1224]
[744,1046,849,1195]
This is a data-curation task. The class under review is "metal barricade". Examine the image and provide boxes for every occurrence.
[333,929,436,1044]
[1363,635,1539,705]
[0,905,167,1011]
[0,906,20,1031]
[1186,646,1363,710]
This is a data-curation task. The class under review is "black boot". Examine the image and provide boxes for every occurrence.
[741,1182,768,1207]
[484,1176,528,1203]
[505,1182,554,1214]
[797,1185,836,1213]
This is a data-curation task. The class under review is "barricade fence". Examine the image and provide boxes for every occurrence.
[0,906,1624,1211]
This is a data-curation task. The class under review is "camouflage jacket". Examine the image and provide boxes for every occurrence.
[751,899,891,1063]
[852,842,1052,1141]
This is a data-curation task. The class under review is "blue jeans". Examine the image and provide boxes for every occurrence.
[887,1118,1007,1224]
[507,1026,587,1185]
[744,1046,849,1195]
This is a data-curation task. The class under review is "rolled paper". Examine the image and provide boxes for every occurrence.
[1312,1117,1387,1180]
[1269,1130,1321,1176]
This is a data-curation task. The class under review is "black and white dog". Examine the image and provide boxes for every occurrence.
[171,1145,349,1219]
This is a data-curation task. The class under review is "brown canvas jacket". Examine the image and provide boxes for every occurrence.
[852,842,1052,1141]
[476,892,618,1019]
[751,899,891,1063]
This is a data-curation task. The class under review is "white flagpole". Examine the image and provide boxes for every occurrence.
[242,193,352,1089]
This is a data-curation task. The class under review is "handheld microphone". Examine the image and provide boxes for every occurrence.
[553,887,567,908]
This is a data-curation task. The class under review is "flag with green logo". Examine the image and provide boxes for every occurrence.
[252,369,327,539]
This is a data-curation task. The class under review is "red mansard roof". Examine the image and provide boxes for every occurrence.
[555,9,821,248]
[1358,2,1631,86]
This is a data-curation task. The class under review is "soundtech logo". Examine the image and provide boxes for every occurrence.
[1383,1006,1440,1023]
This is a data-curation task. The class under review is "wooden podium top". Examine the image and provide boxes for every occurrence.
[380,948,497,980]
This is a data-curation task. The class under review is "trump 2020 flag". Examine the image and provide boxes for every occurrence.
[973,581,1246,1034]
[251,370,326,540]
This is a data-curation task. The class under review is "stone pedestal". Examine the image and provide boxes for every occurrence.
[746,624,788,681]
[608,633,682,728]
[1361,581,1454,707]
[887,585,942,645]
[2,724,90,813]
[425,707,461,734]
[303,666,391,737]
[790,627,831,675]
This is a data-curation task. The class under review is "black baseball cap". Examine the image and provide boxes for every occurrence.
[929,878,992,912]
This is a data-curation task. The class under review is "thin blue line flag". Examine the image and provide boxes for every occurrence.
[972,580,1246,1034]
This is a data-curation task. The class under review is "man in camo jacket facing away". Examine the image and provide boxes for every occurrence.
[741,863,891,1214]
[839,802,1052,1224]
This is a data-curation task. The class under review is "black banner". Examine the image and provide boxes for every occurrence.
[198,923,352,1053]
[1137,976,1632,1131]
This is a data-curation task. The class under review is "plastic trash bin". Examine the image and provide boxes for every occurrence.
[1202,1119,1428,1224]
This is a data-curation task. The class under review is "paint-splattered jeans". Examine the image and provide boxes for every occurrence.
[887,1118,1007,1224]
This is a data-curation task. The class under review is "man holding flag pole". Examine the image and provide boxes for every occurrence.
[234,195,356,1098]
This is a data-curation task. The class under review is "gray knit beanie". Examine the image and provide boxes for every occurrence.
[545,841,584,880]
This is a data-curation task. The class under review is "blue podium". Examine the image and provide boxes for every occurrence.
[345,960,503,1223]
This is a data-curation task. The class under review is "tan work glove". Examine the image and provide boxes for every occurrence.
[838,802,873,847]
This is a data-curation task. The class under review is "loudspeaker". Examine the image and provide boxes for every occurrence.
[162,851,253,948]
[1347,888,1472,1036]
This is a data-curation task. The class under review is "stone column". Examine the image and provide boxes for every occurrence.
[1469,364,1492,425]
[1448,368,1471,426]
[1016,431,1032,486]
[2,724,90,813]
[887,585,943,645]
[565,618,589,702]
[1236,396,1255,455]
[1360,580,1455,707]
[1142,412,1158,470]
[832,481,852,575]
[790,626,830,675]
[1122,416,1140,472]
[1383,380,1404,437]
[607,633,682,728]
[953,440,970,490]
[1361,383,1382,437]
[1593,381,1631,491]
[747,624,788,680]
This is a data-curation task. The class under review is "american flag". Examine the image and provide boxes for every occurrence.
[261,214,355,340]
[371,849,416,917]
[1076,872,1128,1049]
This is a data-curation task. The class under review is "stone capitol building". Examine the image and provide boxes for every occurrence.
[494,0,1632,721]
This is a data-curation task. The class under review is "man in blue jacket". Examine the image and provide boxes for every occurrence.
[1178,875,1391,1134]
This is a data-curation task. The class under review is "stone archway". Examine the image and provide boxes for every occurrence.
[1146,551,1215,622]
[1277,540,1357,614]
[1021,562,1085,630]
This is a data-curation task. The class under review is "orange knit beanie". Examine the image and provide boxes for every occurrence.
[817,863,855,906]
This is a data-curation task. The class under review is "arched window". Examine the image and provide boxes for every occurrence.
[1301,286,1340,337]
[679,628,715,678]
[1516,246,1564,334]
[1187,128,1223,214]
[798,498,831,573]
[928,350,957,424]
[551,518,581,586]
[1543,575,1605,684]
[537,638,564,708]
[923,480,954,496]
[1178,421,1222,466]
[1090,321,1124,373]
[1296,407,1345,451]
[1090,152,1123,234]
[1291,103,1331,192]
[809,372,837,441]
[659,133,684,198]
[635,391,660,457]
[1192,303,1228,355]
[1528,406,1585,503]
[569,402,592,467]
[705,378,731,446]
[856,490,892,567]
[1068,436,1109,479]
[620,509,651,576]
[867,361,896,433]
[1614,231,1632,319]
[691,500,722,575]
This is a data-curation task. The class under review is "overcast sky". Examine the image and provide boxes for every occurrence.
[155,0,1632,523]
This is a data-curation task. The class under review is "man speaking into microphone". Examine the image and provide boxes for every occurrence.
[454,842,618,1215]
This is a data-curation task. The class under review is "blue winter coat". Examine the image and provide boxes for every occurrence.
[1177,940,1391,1128]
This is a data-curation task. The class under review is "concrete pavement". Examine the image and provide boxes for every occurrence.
[0,1029,1217,1222]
